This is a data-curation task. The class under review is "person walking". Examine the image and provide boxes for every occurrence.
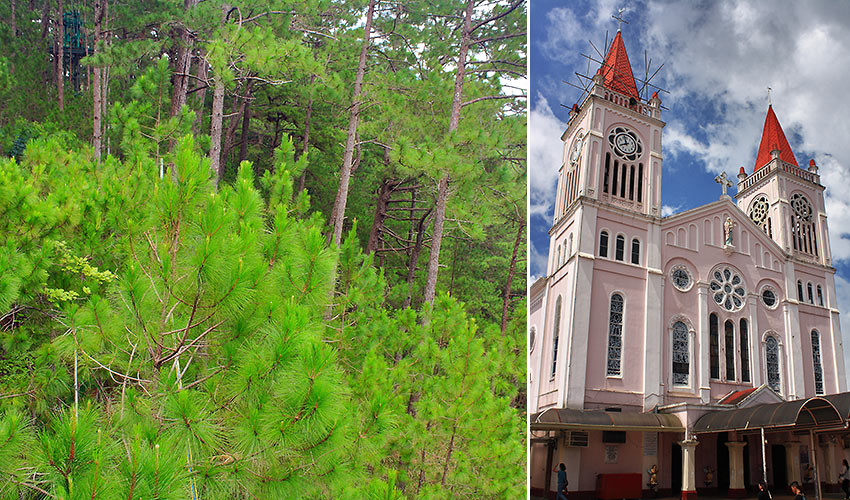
[790,481,806,500]
[840,458,850,500]
[552,463,568,500]
[758,480,772,500]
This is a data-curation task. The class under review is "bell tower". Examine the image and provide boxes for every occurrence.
[736,105,832,267]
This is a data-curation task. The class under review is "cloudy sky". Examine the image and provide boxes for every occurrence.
[529,0,850,383]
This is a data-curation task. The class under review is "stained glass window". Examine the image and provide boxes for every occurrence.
[725,320,735,381]
[710,266,746,312]
[672,321,689,385]
[740,319,750,383]
[762,287,777,308]
[812,330,823,395]
[709,313,719,379]
[766,336,780,392]
[551,296,562,378]
[607,294,624,376]
[671,266,692,291]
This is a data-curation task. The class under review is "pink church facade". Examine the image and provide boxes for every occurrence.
[529,30,848,500]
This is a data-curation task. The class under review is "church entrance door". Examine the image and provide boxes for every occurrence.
[671,442,682,495]
[717,432,730,493]
[771,445,787,488]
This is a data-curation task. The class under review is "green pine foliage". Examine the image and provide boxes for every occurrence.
[0,1,525,498]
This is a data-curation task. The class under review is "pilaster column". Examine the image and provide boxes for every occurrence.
[784,442,802,484]
[680,440,699,500]
[822,440,838,492]
[697,283,711,403]
[725,441,747,498]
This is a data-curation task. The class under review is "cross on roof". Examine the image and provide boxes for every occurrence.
[714,171,733,197]
[767,87,772,106]
[612,7,629,32]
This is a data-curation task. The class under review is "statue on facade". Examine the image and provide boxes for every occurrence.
[724,217,736,246]
[703,466,714,487]
[647,464,658,496]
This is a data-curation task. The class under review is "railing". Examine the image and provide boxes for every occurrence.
[738,160,820,191]
[602,89,655,118]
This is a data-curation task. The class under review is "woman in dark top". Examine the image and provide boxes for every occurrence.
[758,480,771,500]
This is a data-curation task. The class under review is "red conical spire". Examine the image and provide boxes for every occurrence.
[596,31,639,99]
[754,105,798,171]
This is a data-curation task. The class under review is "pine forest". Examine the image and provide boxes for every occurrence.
[0,1,526,498]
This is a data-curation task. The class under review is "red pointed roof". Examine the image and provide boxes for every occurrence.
[596,31,639,99]
[754,105,798,171]
[718,387,758,405]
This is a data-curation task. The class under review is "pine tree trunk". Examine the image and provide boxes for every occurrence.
[423,0,473,305]
[10,1,16,39]
[367,178,394,254]
[169,0,198,118]
[329,0,375,246]
[238,98,250,163]
[92,0,102,161]
[192,50,208,135]
[57,0,64,112]
[209,75,224,184]
[501,220,524,335]
[404,208,431,309]
[298,75,315,192]
[208,5,229,184]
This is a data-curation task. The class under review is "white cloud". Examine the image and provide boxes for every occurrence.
[528,94,566,220]
[661,205,680,217]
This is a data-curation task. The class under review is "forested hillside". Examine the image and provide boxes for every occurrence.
[0,1,526,498]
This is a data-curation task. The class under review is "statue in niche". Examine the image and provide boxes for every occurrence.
[724,217,736,246]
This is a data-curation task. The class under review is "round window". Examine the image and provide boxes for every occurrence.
[670,266,693,292]
[710,266,746,312]
[761,286,779,310]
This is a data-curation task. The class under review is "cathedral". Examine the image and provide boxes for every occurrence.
[528,28,850,500]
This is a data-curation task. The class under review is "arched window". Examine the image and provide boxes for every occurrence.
[797,280,804,302]
[568,234,574,259]
[740,319,750,383]
[672,321,689,385]
[529,326,536,353]
[817,285,824,306]
[749,195,772,237]
[790,193,817,256]
[765,336,781,393]
[607,294,624,376]
[812,330,823,395]
[631,238,640,265]
[807,282,814,304]
[555,245,561,270]
[709,313,719,379]
[615,235,625,261]
[599,231,609,258]
[725,320,736,381]
[551,297,562,378]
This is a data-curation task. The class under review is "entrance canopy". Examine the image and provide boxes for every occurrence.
[692,396,843,433]
[531,407,685,432]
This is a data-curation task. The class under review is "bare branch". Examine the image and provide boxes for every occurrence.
[461,94,526,108]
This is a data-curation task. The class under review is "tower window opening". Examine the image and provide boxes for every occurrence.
[791,193,817,257]
[615,235,625,261]
[817,285,824,306]
[612,160,619,195]
[600,231,609,258]
[628,165,635,201]
[797,281,804,302]
[604,153,611,193]
[807,282,814,304]
[637,163,644,203]
[620,164,627,198]
[631,238,640,265]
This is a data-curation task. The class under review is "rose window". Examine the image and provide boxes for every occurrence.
[749,196,769,225]
[710,267,746,312]
[791,193,813,222]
